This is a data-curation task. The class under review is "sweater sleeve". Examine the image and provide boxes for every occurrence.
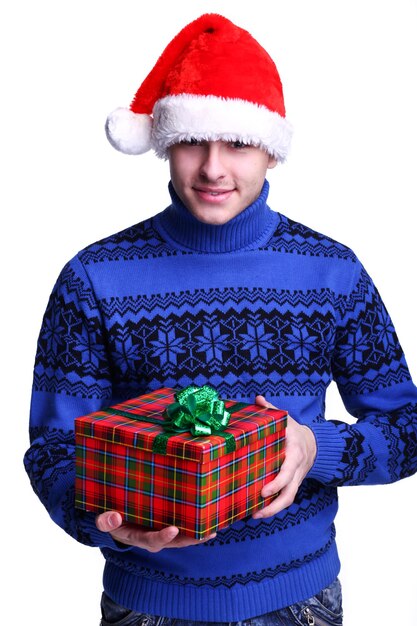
[308,260,417,486]
[23,255,130,550]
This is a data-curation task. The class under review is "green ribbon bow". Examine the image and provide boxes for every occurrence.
[153,385,245,455]
[164,385,230,435]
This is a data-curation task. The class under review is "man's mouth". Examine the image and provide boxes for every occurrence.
[193,187,235,204]
[195,187,233,194]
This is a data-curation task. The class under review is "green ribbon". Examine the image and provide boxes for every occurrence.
[153,385,243,455]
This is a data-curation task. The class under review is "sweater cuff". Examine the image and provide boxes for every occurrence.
[306,421,346,484]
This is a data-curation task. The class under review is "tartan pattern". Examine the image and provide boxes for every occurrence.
[75,388,287,538]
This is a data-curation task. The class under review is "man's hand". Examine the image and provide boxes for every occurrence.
[96,511,215,552]
[252,395,317,519]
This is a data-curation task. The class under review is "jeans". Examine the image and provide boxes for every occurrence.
[100,578,343,626]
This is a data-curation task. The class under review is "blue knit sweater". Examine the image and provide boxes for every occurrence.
[24,180,417,620]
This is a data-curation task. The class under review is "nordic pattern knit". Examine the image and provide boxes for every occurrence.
[24,180,417,620]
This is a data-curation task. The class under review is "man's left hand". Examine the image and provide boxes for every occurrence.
[252,395,317,518]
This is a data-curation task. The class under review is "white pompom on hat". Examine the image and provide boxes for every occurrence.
[105,13,292,161]
[106,108,153,155]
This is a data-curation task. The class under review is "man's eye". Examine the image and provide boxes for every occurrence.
[230,140,247,149]
[182,137,202,146]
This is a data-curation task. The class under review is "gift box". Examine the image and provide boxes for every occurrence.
[75,386,287,539]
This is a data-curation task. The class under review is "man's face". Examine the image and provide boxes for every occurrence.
[168,140,277,225]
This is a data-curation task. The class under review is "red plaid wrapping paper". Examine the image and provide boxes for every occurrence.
[75,387,287,539]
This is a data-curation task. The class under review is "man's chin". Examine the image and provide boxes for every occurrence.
[191,208,238,226]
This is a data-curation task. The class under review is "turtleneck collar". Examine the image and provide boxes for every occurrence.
[155,180,277,253]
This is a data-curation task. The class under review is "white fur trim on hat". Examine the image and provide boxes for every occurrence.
[151,94,293,161]
[105,107,153,155]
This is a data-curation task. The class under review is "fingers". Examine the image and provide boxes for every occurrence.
[251,414,317,519]
[96,511,216,551]
[138,526,181,552]
[253,481,299,518]
[261,459,296,498]
[252,456,300,518]
[117,526,215,551]
[95,511,179,550]
[165,531,217,549]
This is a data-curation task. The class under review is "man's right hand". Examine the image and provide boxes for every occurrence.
[96,511,216,552]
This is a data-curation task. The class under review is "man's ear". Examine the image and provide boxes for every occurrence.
[267,156,278,170]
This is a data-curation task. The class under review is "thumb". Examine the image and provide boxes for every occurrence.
[255,394,277,410]
[96,511,123,532]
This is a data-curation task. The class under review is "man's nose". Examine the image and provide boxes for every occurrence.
[199,143,226,180]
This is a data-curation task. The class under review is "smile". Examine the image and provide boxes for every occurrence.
[193,187,235,203]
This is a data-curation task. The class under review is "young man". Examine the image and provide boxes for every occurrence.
[24,13,417,626]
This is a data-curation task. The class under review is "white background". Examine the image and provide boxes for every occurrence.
[1,1,416,624]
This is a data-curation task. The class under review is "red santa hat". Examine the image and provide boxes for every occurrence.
[105,13,292,161]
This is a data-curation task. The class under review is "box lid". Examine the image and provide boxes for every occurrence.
[75,387,287,463]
